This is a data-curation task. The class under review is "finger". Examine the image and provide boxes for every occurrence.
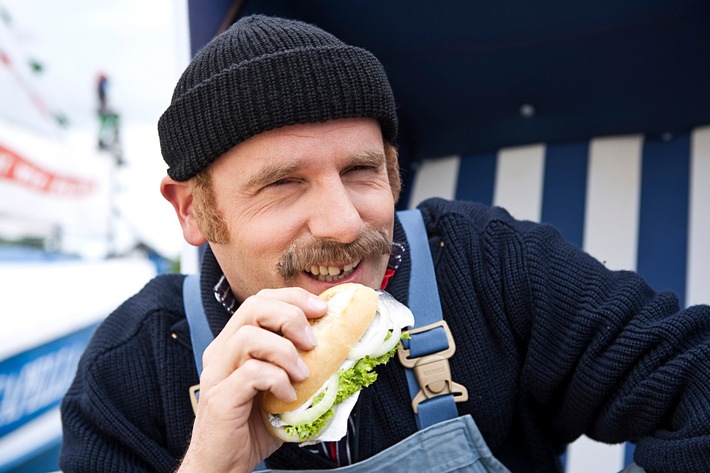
[238,358,297,405]
[225,291,325,350]
[254,287,328,320]
[244,295,320,350]
[201,358,298,416]
[203,325,309,385]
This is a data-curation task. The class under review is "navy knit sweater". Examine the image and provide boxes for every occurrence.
[60,198,710,472]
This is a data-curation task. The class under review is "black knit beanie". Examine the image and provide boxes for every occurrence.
[158,15,398,181]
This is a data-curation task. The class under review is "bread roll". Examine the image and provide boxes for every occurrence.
[260,283,379,414]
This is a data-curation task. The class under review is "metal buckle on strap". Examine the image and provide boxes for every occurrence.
[189,384,200,415]
[397,321,469,413]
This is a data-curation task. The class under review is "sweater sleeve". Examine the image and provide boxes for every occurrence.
[61,374,178,472]
[60,275,191,473]
[517,218,710,473]
[60,317,182,473]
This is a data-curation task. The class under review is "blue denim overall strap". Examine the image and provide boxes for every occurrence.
[396,209,464,429]
[183,273,211,377]
[258,416,510,473]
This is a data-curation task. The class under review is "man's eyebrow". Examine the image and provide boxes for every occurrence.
[245,161,300,189]
[349,150,386,167]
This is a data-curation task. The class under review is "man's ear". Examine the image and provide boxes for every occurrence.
[160,175,207,246]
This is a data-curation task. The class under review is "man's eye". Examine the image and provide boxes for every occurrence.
[345,165,375,174]
[270,178,290,186]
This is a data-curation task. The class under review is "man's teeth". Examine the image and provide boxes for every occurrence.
[307,261,360,282]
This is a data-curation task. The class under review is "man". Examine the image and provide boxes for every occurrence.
[60,14,710,473]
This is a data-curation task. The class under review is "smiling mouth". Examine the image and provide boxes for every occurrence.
[305,260,360,282]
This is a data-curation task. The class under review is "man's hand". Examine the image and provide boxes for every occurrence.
[177,287,327,473]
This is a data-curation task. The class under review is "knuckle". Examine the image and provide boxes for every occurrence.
[239,358,260,375]
[202,342,217,362]
[239,294,261,312]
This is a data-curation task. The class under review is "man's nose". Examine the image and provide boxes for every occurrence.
[307,180,362,243]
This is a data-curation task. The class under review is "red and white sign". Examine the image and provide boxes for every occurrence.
[0,119,112,253]
[0,144,95,197]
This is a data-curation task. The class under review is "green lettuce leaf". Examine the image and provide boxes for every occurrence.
[283,333,409,440]
[336,342,399,403]
[284,408,334,440]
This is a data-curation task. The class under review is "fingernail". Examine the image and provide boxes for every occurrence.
[303,325,317,347]
[287,386,297,402]
[309,295,328,311]
[296,357,309,378]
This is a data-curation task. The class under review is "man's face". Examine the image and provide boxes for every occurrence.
[205,118,395,302]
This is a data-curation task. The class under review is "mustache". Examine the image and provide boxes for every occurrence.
[278,226,391,280]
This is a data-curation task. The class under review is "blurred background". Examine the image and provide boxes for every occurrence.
[1,1,709,472]
[0,0,189,471]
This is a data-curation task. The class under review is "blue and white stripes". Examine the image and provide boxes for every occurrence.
[408,126,709,306]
